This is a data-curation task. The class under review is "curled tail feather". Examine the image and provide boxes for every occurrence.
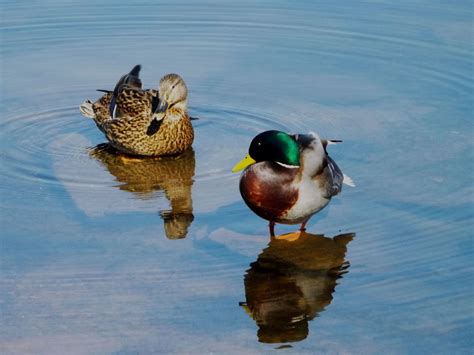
[343,174,355,187]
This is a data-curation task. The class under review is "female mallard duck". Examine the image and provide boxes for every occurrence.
[232,130,354,236]
[80,65,194,156]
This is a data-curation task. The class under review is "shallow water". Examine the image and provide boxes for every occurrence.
[1,0,473,353]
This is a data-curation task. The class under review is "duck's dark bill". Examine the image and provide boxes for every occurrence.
[155,100,169,113]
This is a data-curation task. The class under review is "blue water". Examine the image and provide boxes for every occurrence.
[1,0,473,353]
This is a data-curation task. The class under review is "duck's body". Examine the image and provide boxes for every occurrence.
[80,66,194,156]
[87,91,193,156]
[233,131,352,236]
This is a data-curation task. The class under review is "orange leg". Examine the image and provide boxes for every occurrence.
[269,221,275,237]
[299,218,310,232]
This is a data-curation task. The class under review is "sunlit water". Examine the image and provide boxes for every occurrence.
[1,0,473,353]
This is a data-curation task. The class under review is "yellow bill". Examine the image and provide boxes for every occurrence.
[232,154,256,172]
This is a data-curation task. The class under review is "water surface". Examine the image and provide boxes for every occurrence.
[1,0,473,353]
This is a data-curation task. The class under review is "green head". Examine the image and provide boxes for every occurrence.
[232,130,300,172]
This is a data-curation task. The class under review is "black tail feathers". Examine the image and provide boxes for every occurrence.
[129,64,141,77]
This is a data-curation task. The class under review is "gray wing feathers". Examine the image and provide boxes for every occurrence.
[325,156,343,197]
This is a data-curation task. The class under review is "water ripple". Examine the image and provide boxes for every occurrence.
[1,96,295,216]
[1,1,472,352]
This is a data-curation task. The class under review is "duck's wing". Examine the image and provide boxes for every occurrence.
[113,86,152,120]
[293,133,344,198]
[109,65,143,118]
[323,155,344,197]
[322,139,355,187]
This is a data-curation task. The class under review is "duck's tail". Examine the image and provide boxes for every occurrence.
[128,64,141,78]
[80,99,95,119]
[108,64,143,118]
[343,174,355,187]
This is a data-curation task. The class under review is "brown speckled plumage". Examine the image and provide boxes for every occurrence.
[93,90,193,156]
[90,145,195,239]
[81,67,194,156]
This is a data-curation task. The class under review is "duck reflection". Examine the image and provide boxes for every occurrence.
[240,231,354,344]
[90,144,195,239]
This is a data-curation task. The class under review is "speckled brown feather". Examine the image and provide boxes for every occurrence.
[89,145,195,238]
[90,88,193,156]
[91,93,113,132]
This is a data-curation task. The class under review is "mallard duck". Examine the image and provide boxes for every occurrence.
[232,130,354,236]
[80,65,194,156]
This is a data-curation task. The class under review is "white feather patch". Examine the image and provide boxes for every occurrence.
[79,100,95,119]
[112,104,118,119]
[275,161,300,169]
[343,174,355,187]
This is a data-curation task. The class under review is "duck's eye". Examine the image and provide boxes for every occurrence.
[172,85,176,89]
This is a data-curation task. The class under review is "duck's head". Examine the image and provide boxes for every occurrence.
[232,130,300,172]
[155,73,188,114]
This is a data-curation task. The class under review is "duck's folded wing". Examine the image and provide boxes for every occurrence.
[114,87,152,119]
[293,133,351,194]
[313,156,344,198]
[110,65,143,118]
[325,155,344,197]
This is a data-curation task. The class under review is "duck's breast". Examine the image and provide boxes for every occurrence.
[239,162,299,223]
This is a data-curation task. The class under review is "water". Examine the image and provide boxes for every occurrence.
[1,0,473,353]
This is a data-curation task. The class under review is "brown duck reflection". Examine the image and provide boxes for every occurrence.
[240,231,354,344]
[90,144,195,239]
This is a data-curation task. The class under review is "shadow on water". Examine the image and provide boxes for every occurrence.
[89,144,195,239]
[240,231,354,344]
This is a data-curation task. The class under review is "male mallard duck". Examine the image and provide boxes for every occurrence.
[80,65,194,156]
[232,130,354,236]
